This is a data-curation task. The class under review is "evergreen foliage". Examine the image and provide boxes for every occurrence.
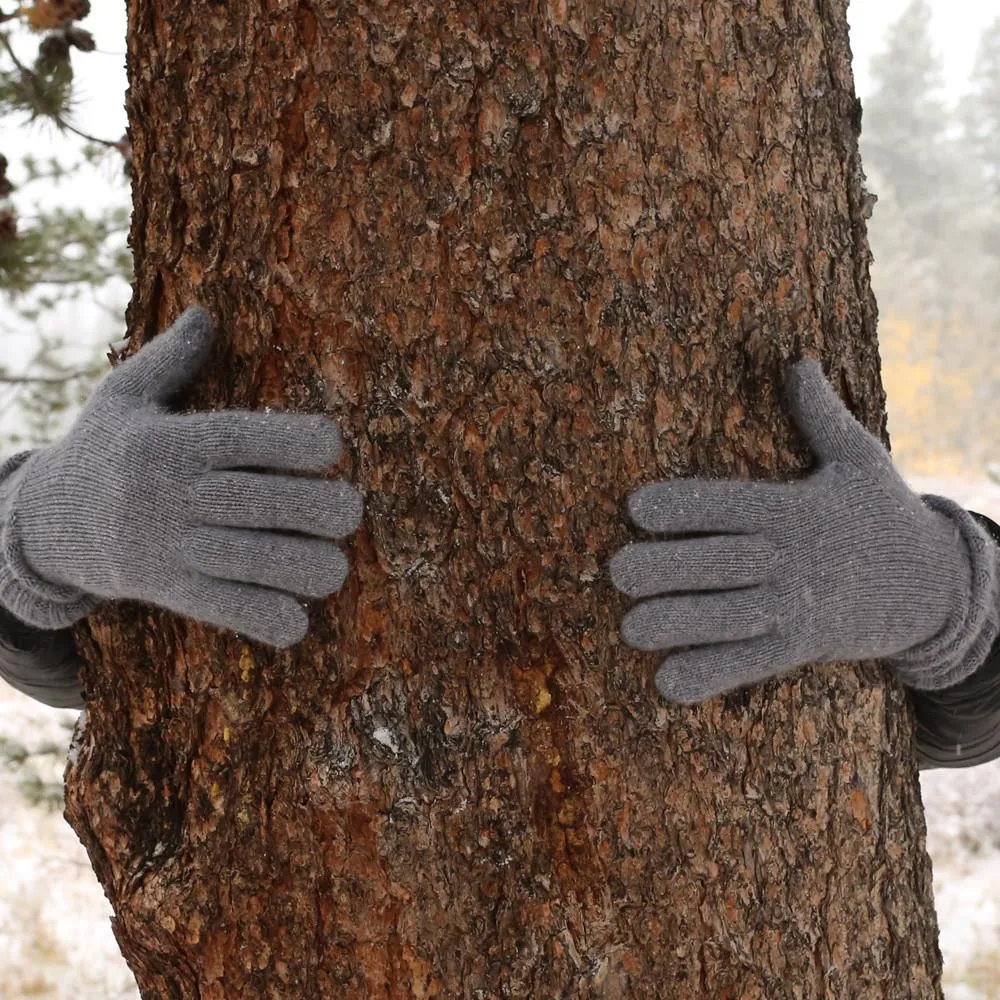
[1,2,131,451]
[960,18,1000,318]
[862,1,1000,474]
[863,0,947,209]
[0,719,75,811]
[0,2,130,810]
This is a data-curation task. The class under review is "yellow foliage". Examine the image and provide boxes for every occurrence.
[879,310,995,478]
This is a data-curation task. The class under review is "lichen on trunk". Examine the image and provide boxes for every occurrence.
[65,1,943,997]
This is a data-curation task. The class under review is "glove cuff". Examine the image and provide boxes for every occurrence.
[0,451,101,630]
[890,494,1000,691]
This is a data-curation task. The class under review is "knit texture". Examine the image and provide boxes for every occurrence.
[0,307,363,648]
[610,359,1000,703]
[0,451,101,626]
[888,494,1000,689]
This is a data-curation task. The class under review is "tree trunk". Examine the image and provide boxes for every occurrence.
[65,1,943,997]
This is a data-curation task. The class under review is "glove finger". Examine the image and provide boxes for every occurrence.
[104,306,215,403]
[173,410,345,472]
[785,359,889,471]
[653,635,789,704]
[610,536,776,598]
[627,479,799,534]
[190,471,364,539]
[181,527,350,598]
[168,574,310,648]
[620,587,775,652]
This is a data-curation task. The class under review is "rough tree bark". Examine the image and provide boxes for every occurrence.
[65,1,944,997]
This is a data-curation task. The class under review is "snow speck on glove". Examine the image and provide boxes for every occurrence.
[0,306,364,649]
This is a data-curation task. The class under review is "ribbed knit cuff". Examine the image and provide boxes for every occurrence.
[891,495,1000,691]
[0,451,101,630]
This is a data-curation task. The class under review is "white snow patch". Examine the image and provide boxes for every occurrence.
[372,727,400,755]
[66,708,88,768]
[0,687,139,998]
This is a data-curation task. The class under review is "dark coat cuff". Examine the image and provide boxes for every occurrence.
[0,606,84,710]
[910,512,1000,768]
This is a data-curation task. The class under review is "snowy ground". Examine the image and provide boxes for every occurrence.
[912,477,1000,1000]
[0,693,138,999]
[923,758,1000,1000]
[0,478,997,998]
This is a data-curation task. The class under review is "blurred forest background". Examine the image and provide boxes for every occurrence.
[1,1,999,998]
[864,3,1000,480]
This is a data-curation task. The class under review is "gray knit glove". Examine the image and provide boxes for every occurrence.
[610,360,1000,703]
[0,307,363,647]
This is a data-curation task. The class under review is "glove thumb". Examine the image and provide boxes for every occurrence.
[784,358,889,471]
[101,306,216,404]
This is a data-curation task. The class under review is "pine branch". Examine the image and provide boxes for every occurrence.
[0,31,121,149]
[55,114,122,150]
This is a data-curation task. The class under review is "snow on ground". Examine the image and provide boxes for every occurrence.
[923,759,1000,1000]
[0,689,138,999]
[0,478,997,997]
[913,476,1000,1000]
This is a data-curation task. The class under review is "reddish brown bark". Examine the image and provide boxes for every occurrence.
[66,1,942,997]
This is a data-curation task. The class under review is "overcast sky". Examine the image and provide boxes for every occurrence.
[849,0,998,97]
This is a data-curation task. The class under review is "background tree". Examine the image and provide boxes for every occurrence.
[962,17,1000,203]
[959,16,1000,453]
[863,0,999,476]
[862,0,950,289]
[0,3,130,827]
[62,1,945,998]
[1,0,131,454]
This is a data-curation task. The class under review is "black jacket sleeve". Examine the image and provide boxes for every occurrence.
[910,512,1000,769]
[0,607,84,709]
